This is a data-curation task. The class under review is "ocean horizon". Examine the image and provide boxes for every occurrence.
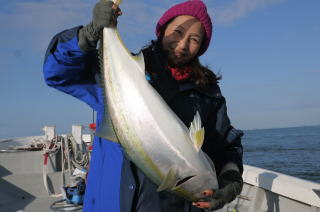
[242,125,320,183]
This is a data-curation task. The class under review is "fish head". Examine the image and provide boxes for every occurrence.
[172,170,219,201]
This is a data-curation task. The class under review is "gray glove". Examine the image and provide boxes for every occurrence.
[204,170,243,211]
[78,0,118,52]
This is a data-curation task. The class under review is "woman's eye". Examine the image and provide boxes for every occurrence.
[191,37,200,44]
[174,29,182,35]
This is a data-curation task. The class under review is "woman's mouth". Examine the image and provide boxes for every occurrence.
[174,53,183,58]
[174,50,186,57]
[166,49,188,65]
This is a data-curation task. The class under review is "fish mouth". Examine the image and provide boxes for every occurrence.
[176,175,196,187]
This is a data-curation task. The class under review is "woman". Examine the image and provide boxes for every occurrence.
[43,0,243,211]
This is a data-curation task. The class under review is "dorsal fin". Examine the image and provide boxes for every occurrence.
[189,111,205,152]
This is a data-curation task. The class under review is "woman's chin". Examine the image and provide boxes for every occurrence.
[168,56,187,66]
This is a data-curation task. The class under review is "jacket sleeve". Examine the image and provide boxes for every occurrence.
[203,90,244,176]
[43,26,103,111]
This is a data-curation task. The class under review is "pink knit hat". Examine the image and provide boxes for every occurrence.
[156,0,212,56]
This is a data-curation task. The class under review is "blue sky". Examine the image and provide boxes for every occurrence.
[0,0,319,139]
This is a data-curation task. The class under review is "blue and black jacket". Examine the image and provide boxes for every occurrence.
[43,26,243,212]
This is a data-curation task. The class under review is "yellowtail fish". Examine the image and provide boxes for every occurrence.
[96,0,218,201]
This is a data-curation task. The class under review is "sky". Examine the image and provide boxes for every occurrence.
[0,0,319,139]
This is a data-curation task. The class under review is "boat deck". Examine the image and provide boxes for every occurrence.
[1,136,319,212]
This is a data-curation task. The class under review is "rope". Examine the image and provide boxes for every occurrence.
[1,130,91,211]
[67,136,90,171]
[43,136,63,197]
[42,134,90,193]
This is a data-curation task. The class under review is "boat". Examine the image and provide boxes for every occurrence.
[1,126,319,212]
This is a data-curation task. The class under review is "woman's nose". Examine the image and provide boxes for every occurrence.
[176,37,188,52]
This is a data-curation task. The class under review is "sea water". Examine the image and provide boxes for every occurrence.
[243,125,320,183]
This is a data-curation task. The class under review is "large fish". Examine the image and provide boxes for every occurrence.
[96,0,218,201]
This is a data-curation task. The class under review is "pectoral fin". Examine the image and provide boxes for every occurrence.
[189,111,205,152]
[157,167,179,192]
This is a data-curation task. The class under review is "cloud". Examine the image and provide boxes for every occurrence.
[0,0,290,64]
[119,1,161,35]
[0,0,287,53]
[0,0,94,52]
[0,0,168,54]
[116,1,173,51]
[209,0,285,26]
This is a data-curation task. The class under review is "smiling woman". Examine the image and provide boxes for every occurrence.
[161,15,204,65]
[43,0,244,211]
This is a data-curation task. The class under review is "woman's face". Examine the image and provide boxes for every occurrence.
[162,15,204,66]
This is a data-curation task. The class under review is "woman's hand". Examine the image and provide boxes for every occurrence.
[92,0,122,30]
[192,189,214,209]
[79,0,122,52]
[192,186,236,211]
[192,170,243,211]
